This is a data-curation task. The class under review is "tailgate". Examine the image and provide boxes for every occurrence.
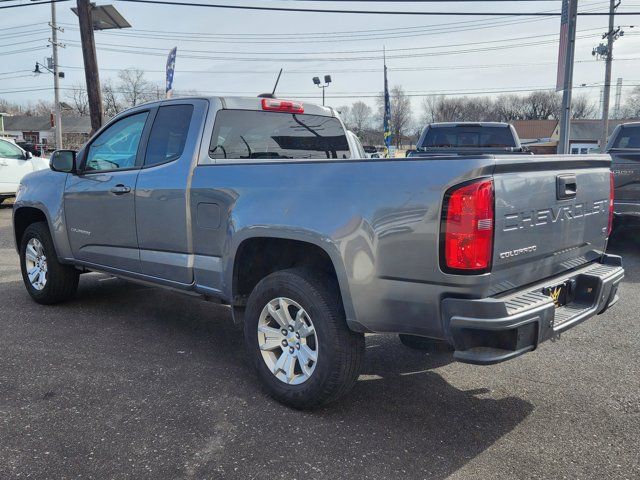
[491,155,611,291]
[611,151,640,204]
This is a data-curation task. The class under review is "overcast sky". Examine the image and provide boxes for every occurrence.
[2,0,640,115]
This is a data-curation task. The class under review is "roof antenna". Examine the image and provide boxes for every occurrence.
[258,68,283,99]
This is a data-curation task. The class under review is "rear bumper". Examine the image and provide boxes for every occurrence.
[441,255,624,365]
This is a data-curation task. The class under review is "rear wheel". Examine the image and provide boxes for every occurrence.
[244,268,364,409]
[399,334,454,352]
[19,222,79,305]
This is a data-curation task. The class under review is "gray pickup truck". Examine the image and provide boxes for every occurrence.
[408,122,531,158]
[606,122,640,227]
[13,97,624,408]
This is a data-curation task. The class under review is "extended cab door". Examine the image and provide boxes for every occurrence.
[135,100,205,284]
[64,109,155,272]
[0,139,32,195]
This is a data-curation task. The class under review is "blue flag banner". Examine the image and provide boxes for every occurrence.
[166,47,177,98]
[383,63,392,155]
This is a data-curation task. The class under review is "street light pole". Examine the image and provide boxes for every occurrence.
[50,0,63,149]
[313,75,332,106]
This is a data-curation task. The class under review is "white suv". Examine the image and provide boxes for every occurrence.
[0,138,48,203]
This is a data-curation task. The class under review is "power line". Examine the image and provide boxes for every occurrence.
[0,22,46,31]
[54,56,640,76]
[84,28,609,55]
[58,0,609,39]
[0,0,67,10]
[60,29,605,58]
[2,37,50,48]
[64,31,601,62]
[114,0,640,16]
[0,46,49,56]
[2,0,638,16]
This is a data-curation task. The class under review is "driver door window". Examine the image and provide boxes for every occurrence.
[84,112,149,172]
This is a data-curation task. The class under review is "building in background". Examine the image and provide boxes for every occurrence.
[512,118,631,154]
[1,116,93,151]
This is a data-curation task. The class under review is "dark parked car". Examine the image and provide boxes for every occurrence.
[408,122,531,158]
[606,122,640,227]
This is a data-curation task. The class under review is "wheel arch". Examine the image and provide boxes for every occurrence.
[228,232,361,332]
[13,206,49,251]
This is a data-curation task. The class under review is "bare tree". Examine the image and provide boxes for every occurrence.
[571,94,598,119]
[422,95,496,123]
[102,79,122,118]
[493,94,527,122]
[525,90,561,120]
[422,95,458,123]
[65,82,89,116]
[336,105,351,128]
[118,68,153,107]
[620,86,640,119]
[349,101,372,135]
[31,99,55,116]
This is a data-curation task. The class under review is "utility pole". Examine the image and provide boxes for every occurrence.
[600,0,618,150]
[77,0,103,135]
[558,0,579,154]
[50,0,63,149]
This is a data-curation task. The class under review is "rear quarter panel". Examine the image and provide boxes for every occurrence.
[191,156,496,336]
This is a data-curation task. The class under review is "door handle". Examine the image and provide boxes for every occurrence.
[556,174,577,200]
[110,184,131,195]
[0,162,7,166]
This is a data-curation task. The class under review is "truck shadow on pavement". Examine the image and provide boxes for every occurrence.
[0,274,534,479]
[608,225,640,283]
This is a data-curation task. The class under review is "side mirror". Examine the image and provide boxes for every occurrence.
[50,150,77,174]
[23,151,33,160]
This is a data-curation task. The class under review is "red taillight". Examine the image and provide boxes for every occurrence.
[442,179,494,273]
[608,171,615,236]
[261,98,304,114]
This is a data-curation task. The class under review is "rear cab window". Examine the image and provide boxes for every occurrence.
[611,125,640,149]
[208,110,350,161]
[145,104,194,167]
[422,126,517,148]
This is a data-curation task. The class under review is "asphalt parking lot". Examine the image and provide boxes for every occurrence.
[0,204,638,480]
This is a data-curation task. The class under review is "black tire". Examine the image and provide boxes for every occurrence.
[244,268,364,409]
[19,222,79,305]
[399,334,454,353]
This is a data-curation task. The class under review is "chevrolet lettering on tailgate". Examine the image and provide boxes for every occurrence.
[503,199,608,231]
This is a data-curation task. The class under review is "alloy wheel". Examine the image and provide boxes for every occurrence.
[257,297,318,385]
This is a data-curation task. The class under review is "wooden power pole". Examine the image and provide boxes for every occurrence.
[76,0,103,135]
[600,0,617,150]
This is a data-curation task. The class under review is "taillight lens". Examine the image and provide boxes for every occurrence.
[441,179,494,273]
[261,98,304,114]
[608,171,615,236]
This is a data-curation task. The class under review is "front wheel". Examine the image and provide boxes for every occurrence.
[244,268,364,409]
[20,222,79,305]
